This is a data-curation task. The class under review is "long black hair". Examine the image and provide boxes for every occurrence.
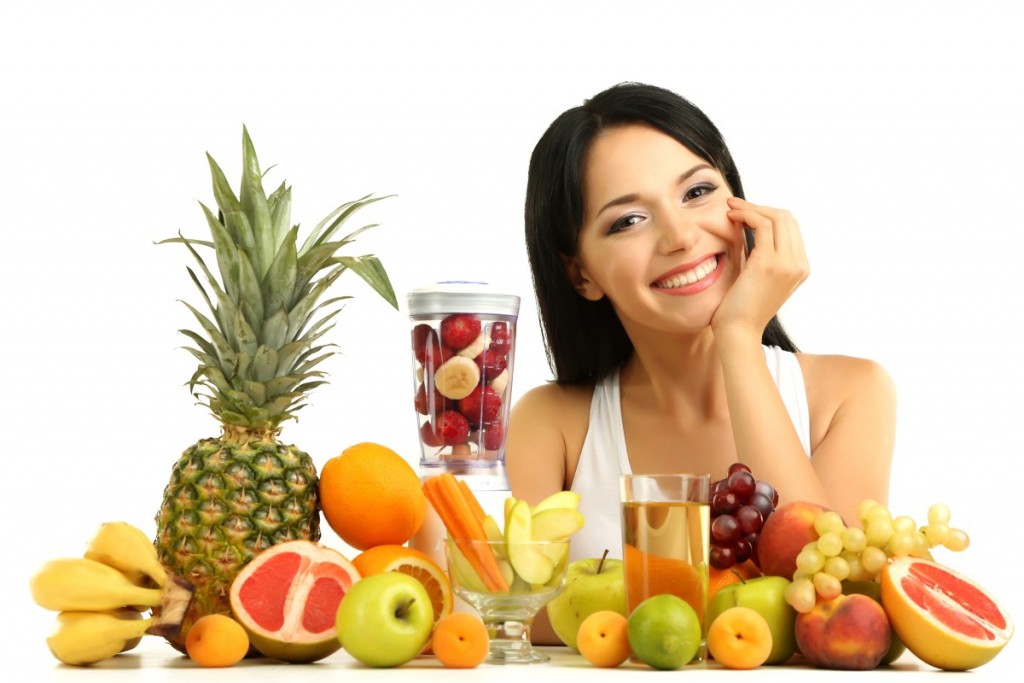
[525,82,797,385]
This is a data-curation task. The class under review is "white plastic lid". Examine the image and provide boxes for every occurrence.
[407,281,521,317]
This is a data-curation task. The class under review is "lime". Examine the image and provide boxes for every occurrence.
[627,594,702,670]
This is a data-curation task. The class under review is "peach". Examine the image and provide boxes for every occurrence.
[757,501,827,579]
[794,593,891,670]
[707,606,773,670]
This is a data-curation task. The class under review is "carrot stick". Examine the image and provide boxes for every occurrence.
[424,473,508,592]
[458,478,486,526]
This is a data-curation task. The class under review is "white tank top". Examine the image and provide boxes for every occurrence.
[569,345,811,563]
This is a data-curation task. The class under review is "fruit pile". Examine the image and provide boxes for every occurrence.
[412,314,514,456]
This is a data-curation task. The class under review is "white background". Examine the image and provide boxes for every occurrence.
[2,0,1021,674]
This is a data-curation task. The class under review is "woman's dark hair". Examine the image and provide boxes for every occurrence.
[525,82,797,385]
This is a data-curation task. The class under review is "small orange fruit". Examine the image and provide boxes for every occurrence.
[352,544,453,628]
[185,614,249,668]
[707,606,773,670]
[577,610,631,668]
[431,612,489,668]
[319,442,426,550]
[709,559,762,600]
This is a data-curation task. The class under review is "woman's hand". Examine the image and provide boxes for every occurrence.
[711,197,810,341]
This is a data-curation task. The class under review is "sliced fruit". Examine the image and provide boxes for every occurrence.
[434,356,481,400]
[531,508,585,541]
[445,537,488,594]
[505,500,555,585]
[229,540,360,662]
[352,545,453,628]
[533,490,581,513]
[881,556,1013,670]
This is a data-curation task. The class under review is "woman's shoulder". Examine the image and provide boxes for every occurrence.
[513,380,595,417]
[795,352,897,443]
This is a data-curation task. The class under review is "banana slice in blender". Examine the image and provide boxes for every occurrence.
[434,356,481,400]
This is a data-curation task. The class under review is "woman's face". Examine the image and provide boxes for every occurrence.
[572,124,745,335]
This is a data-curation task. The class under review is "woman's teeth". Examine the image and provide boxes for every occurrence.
[654,256,718,289]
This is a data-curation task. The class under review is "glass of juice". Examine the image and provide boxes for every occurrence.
[620,473,710,663]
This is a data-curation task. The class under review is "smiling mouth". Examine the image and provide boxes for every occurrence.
[652,255,720,289]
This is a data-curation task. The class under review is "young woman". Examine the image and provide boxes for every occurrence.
[506,83,896,570]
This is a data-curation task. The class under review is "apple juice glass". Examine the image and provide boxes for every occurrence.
[445,539,569,664]
[621,473,711,663]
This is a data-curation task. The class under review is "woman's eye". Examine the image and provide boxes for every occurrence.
[683,183,717,202]
[609,213,644,233]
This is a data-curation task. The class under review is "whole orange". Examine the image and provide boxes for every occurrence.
[709,559,762,600]
[319,442,426,550]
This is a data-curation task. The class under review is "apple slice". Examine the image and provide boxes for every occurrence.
[445,536,488,593]
[482,514,506,558]
[531,508,585,541]
[505,500,555,585]
[532,490,581,513]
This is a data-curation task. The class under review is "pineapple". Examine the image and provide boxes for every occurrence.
[155,127,396,649]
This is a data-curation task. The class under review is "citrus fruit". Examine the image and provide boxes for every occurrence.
[430,612,490,668]
[624,543,704,622]
[881,555,1013,670]
[319,442,426,550]
[228,540,360,662]
[352,544,453,627]
[185,614,249,668]
[627,593,702,670]
[577,610,631,668]
[709,559,761,600]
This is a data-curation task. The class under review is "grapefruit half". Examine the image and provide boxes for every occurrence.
[229,540,360,662]
[881,556,1013,670]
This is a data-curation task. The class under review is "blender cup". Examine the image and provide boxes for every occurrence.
[407,282,520,491]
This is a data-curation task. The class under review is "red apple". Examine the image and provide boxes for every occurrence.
[757,501,826,579]
[795,593,891,670]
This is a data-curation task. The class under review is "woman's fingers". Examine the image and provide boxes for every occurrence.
[725,196,809,282]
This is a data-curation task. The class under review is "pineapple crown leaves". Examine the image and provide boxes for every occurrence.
[161,126,398,430]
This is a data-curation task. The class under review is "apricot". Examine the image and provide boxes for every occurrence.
[707,606,773,670]
[431,612,489,669]
[577,610,631,668]
[185,614,249,668]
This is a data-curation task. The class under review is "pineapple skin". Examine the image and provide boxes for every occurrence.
[155,426,320,651]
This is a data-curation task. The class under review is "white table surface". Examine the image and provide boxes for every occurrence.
[20,636,1021,682]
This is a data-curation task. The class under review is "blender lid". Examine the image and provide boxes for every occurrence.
[407,281,521,316]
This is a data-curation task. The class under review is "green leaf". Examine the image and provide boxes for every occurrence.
[178,329,218,361]
[265,376,300,399]
[286,264,347,340]
[261,308,290,349]
[264,226,298,314]
[275,341,309,376]
[199,203,238,300]
[336,255,398,309]
[294,240,350,295]
[223,211,256,275]
[236,351,251,378]
[207,152,242,218]
[268,182,292,251]
[243,380,267,406]
[299,193,392,256]
[252,345,279,384]
[157,236,215,249]
[203,366,233,395]
[240,127,274,277]
[181,305,234,370]
[236,247,265,328]
[234,308,258,357]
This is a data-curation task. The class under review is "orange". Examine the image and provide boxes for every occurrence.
[881,556,1013,670]
[430,612,489,668]
[352,544,453,627]
[624,543,703,622]
[185,614,249,668]
[709,560,762,600]
[319,442,426,550]
[578,610,631,668]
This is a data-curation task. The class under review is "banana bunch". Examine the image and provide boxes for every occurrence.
[30,521,194,666]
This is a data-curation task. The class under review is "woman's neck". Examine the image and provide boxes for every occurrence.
[619,329,735,419]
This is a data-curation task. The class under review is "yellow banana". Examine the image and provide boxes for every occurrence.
[30,558,163,612]
[84,521,167,588]
[47,610,152,666]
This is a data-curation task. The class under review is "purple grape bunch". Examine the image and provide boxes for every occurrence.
[709,463,779,570]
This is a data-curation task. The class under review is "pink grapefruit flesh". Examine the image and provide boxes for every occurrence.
[881,556,1012,670]
[229,540,360,662]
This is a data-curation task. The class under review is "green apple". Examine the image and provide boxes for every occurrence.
[707,575,796,665]
[842,580,907,665]
[546,552,626,650]
[336,573,433,667]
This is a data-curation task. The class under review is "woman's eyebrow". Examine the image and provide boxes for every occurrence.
[595,163,715,216]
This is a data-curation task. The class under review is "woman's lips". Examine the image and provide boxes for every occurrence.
[652,254,723,295]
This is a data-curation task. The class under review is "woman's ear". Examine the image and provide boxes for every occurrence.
[560,253,604,301]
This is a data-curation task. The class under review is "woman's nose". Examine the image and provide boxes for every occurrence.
[657,209,699,254]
